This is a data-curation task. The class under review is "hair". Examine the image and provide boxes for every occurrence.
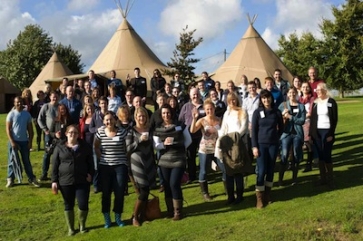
[134,107,150,128]
[44,83,52,92]
[159,103,173,118]
[274,69,282,73]
[103,110,117,121]
[254,78,262,89]
[265,77,274,84]
[165,83,171,88]
[134,67,140,71]
[55,104,72,124]
[98,96,108,105]
[21,88,33,103]
[37,90,45,98]
[215,81,221,88]
[92,87,100,97]
[117,105,131,123]
[301,81,312,95]
[247,80,256,87]
[226,92,241,107]
[227,80,235,88]
[62,77,69,82]
[82,94,93,105]
[66,124,79,134]
[202,71,208,76]
[108,83,116,92]
[88,70,94,74]
[308,66,317,73]
[241,75,248,85]
[81,103,95,121]
[317,82,331,98]
[13,96,23,106]
[111,70,116,75]
[153,69,161,76]
[167,95,178,106]
[49,90,58,98]
[259,89,274,108]
[203,98,215,109]
[287,86,298,95]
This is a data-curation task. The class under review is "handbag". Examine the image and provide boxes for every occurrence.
[144,193,161,221]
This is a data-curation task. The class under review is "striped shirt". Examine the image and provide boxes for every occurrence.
[96,126,128,166]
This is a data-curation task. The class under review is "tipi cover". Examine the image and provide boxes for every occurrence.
[29,52,73,98]
[88,17,168,90]
[211,15,293,88]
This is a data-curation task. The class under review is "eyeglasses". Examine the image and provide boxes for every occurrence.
[175,75,179,77]
[68,131,78,135]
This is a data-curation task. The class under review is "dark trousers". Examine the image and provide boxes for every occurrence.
[41,134,52,178]
[226,173,244,199]
[160,166,184,200]
[99,164,128,213]
[186,137,201,181]
[35,123,43,146]
[256,144,279,187]
[313,129,334,164]
[60,183,90,211]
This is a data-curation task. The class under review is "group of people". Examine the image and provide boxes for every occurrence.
[5,66,338,236]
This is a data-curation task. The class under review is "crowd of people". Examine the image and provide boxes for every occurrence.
[5,66,338,236]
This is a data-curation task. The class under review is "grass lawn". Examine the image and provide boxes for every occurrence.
[0,97,363,241]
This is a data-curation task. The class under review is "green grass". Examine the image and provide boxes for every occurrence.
[0,97,363,241]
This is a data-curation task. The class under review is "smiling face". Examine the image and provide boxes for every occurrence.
[293,78,301,89]
[265,80,274,91]
[274,71,281,81]
[316,85,327,99]
[103,113,115,127]
[204,103,215,116]
[59,105,67,116]
[13,97,23,110]
[189,88,200,104]
[161,107,172,123]
[287,88,297,101]
[248,83,257,96]
[301,83,310,95]
[86,105,93,117]
[66,126,79,142]
[136,111,147,126]
[261,96,272,108]
[50,93,58,104]
[209,90,218,101]
[308,68,317,81]
[168,98,177,108]
[133,96,142,108]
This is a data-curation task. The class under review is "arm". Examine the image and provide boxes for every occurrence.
[6,121,16,148]
[238,110,248,136]
[153,135,165,150]
[88,114,97,134]
[37,104,49,133]
[125,129,140,153]
[289,104,306,126]
[27,121,34,150]
[51,146,60,182]
[190,109,203,133]
[94,136,101,160]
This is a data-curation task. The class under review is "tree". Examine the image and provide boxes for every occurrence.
[0,24,84,90]
[163,25,203,88]
[320,0,363,97]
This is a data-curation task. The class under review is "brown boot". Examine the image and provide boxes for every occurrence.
[199,182,212,201]
[264,187,272,205]
[165,197,173,218]
[172,199,183,221]
[132,199,143,227]
[256,191,264,209]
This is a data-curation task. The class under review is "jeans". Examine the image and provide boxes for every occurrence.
[41,134,52,178]
[281,134,303,165]
[60,183,91,211]
[99,164,128,213]
[186,137,201,181]
[34,123,43,146]
[313,129,334,164]
[198,153,226,182]
[255,144,279,187]
[160,166,184,200]
[7,141,36,181]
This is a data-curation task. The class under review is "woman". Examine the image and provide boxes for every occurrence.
[153,104,189,220]
[51,125,94,236]
[278,87,306,186]
[32,90,46,151]
[92,88,100,109]
[94,111,130,228]
[50,104,73,145]
[167,95,180,121]
[190,99,225,201]
[299,82,315,172]
[216,92,250,205]
[107,84,122,113]
[215,81,224,101]
[44,83,52,103]
[309,83,338,188]
[151,69,166,111]
[254,77,262,94]
[293,76,303,98]
[209,89,226,118]
[21,88,33,113]
[117,105,133,129]
[126,107,156,226]
[251,90,283,208]
[79,104,95,148]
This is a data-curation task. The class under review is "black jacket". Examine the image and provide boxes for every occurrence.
[51,140,94,186]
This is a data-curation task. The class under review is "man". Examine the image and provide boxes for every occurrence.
[273,69,290,99]
[209,89,226,118]
[56,77,69,96]
[74,79,84,100]
[81,80,93,100]
[88,70,104,96]
[308,66,325,98]
[222,80,241,106]
[59,86,83,124]
[170,72,185,93]
[6,96,40,188]
[197,80,209,101]
[179,87,205,182]
[265,77,283,108]
[130,96,152,121]
[242,81,260,160]
[123,90,134,109]
[201,71,215,92]
[151,69,166,111]
[37,91,59,181]
[108,70,124,100]
[172,87,188,110]
[127,67,147,102]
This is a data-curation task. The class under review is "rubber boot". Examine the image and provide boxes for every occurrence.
[115,213,125,227]
[64,210,75,236]
[303,151,312,172]
[199,182,212,201]
[132,199,143,227]
[165,197,174,218]
[172,199,183,221]
[256,191,264,209]
[103,212,111,228]
[317,161,327,186]
[78,209,88,233]
[325,163,335,189]
[278,164,286,186]
[292,163,299,185]
[264,186,272,205]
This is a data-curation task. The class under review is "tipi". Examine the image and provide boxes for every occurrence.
[29,52,73,98]
[211,15,293,87]
[89,0,167,90]
[0,76,20,113]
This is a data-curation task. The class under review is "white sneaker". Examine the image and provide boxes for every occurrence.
[29,178,41,187]
[6,178,14,188]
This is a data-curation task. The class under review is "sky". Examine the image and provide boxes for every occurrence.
[0,0,344,76]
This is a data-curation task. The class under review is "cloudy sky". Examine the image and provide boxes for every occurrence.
[1,0,343,75]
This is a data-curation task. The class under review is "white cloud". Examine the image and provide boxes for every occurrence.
[158,0,243,41]
[67,0,100,11]
[0,1,36,49]
[261,27,280,50]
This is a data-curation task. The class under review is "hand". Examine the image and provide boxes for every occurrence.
[326,136,333,142]
[164,137,173,145]
[86,174,92,183]
[55,131,61,139]
[28,142,32,150]
[51,182,58,195]
[253,147,259,158]
[192,108,199,119]
[10,141,17,149]
[45,130,50,135]
[140,133,148,142]
[141,97,146,103]
[126,74,130,80]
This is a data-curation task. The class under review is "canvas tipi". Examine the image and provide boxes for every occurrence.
[89,0,167,90]
[29,52,73,98]
[0,76,20,113]
[211,15,293,87]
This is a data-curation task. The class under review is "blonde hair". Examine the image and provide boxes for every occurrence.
[317,82,331,98]
[117,105,130,123]
[134,107,149,128]
[81,104,95,119]
[21,88,33,102]
[226,92,241,107]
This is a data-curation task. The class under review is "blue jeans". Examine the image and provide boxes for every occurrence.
[255,144,279,187]
[313,129,334,164]
[7,141,36,181]
[160,166,184,200]
[99,164,128,213]
[41,134,52,178]
[198,153,226,182]
[281,134,303,165]
[60,183,91,211]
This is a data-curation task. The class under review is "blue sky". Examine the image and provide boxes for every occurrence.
[1,0,344,75]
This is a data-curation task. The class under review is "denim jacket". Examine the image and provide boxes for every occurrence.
[278,101,306,140]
